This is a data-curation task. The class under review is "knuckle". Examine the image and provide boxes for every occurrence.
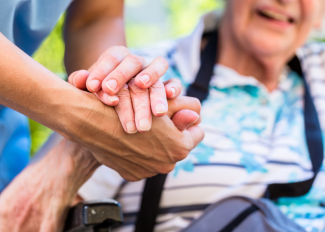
[154,80,165,88]
[128,54,144,69]
[114,69,128,82]
[117,84,130,96]
[116,45,129,53]
[169,98,181,110]
[156,56,169,70]
[150,67,160,79]
[134,102,150,111]
[109,45,123,53]
[158,164,175,174]
[131,86,149,96]
[175,150,189,162]
[191,97,201,112]
[99,53,121,67]
[94,67,109,77]
[151,81,165,92]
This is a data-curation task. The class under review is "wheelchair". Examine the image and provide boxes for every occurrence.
[63,199,123,232]
[31,133,124,232]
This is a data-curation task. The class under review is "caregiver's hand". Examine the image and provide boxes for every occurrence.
[74,92,203,181]
[0,139,100,232]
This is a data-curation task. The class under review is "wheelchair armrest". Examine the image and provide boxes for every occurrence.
[63,199,123,232]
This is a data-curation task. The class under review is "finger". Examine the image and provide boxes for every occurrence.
[134,56,169,89]
[68,71,78,85]
[167,96,201,118]
[94,90,120,106]
[172,109,200,131]
[163,78,182,99]
[185,125,205,149]
[102,54,146,95]
[68,70,89,90]
[149,81,168,117]
[128,79,152,132]
[86,46,130,93]
[115,85,137,134]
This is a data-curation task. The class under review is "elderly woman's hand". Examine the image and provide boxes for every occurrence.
[68,46,183,133]
[0,140,100,232]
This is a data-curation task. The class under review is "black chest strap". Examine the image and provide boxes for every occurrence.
[135,31,323,232]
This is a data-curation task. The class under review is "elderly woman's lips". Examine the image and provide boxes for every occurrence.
[257,9,294,24]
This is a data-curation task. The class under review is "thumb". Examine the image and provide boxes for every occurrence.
[172,110,200,131]
[68,70,90,90]
[167,96,201,118]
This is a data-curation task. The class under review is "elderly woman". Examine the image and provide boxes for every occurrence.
[73,0,325,231]
[0,0,204,230]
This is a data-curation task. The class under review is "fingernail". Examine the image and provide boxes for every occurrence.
[139,75,150,85]
[107,95,119,103]
[126,121,137,134]
[170,87,176,97]
[155,103,166,114]
[72,75,76,86]
[139,118,151,131]
[106,79,118,92]
[188,115,200,126]
[90,80,101,92]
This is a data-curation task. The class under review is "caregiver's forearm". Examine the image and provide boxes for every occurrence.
[0,33,114,139]
[64,0,125,74]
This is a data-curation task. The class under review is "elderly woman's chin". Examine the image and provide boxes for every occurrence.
[244,30,303,59]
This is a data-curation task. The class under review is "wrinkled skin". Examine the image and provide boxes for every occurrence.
[0,140,100,232]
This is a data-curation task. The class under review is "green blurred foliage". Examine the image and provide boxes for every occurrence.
[164,0,223,37]
[29,0,221,155]
[30,16,66,156]
[125,0,222,48]
[33,16,67,77]
[29,119,53,156]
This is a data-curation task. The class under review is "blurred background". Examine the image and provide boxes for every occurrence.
[30,0,325,156]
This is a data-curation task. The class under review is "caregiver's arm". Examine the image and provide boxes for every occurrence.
[64,0,125,74]
[0,33,204,181]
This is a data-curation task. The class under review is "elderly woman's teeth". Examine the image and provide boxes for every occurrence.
[259,9,289,22]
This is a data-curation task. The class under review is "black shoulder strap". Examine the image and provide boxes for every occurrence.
[264,56,324,199]
[134,31,219,232]
[186,30,218,102]
[134,174,167,232]
[135,32,323,231]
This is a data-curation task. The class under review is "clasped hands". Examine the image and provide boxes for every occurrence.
[69,46,201,134]
[0,46,204,232]
[68,46,204,181]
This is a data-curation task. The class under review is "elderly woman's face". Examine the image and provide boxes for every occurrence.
[224,0,324,58]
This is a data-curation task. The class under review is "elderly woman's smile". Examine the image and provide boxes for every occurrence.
[217,0,325,91]
[256,7,296,26]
